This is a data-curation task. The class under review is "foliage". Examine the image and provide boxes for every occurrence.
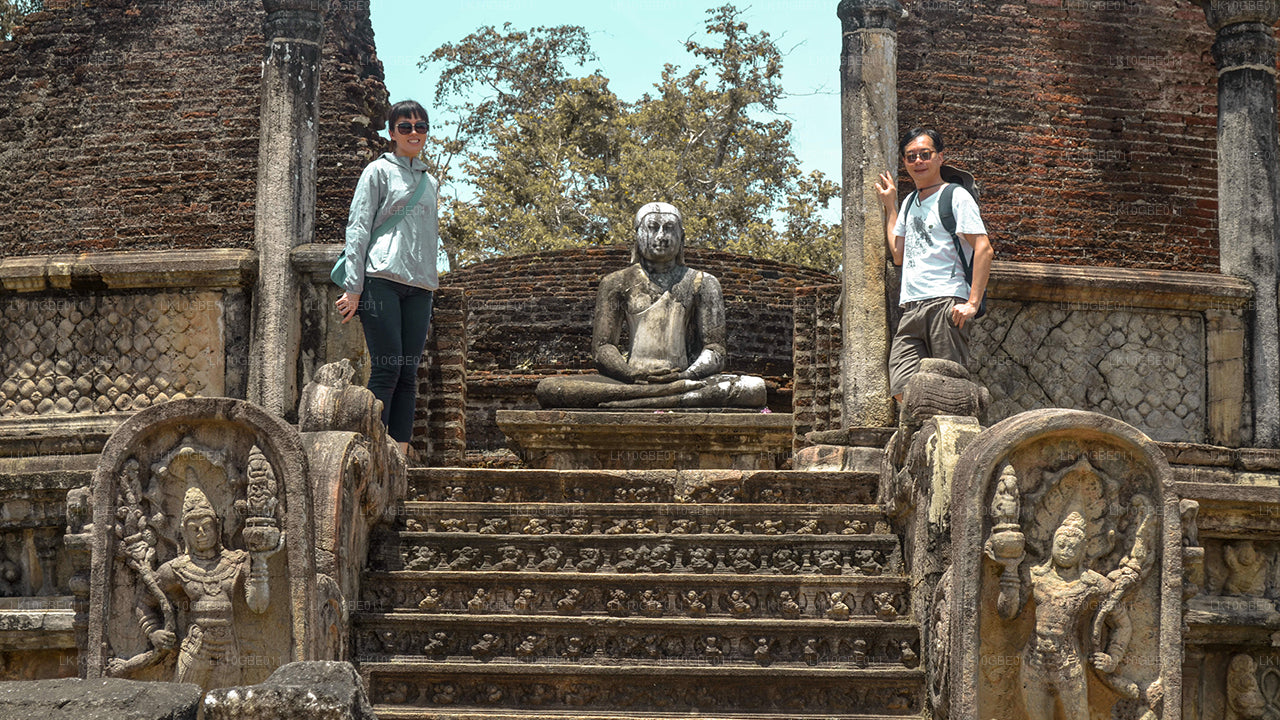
[420,4,841,272]
[1,0,42,41]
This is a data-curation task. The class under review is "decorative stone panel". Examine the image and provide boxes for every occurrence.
[971,302,1205,442]
[0,292,226,418]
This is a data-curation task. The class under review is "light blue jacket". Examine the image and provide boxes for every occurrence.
[341,152,439,294]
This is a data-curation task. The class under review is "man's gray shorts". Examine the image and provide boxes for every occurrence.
[888,296,970,397]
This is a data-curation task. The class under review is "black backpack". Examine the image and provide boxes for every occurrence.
[903,165,986,318]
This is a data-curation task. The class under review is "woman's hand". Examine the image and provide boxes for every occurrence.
[335,291,360,323]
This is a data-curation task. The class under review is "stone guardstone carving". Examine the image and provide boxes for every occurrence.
[85,398,319,689]
[138,484,283,688]
[298,359,407,660]
[535,202,766,409]
[944,409,1184,720]
[881,358,989,520]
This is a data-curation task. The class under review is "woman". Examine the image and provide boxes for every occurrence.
[335,100,439,457]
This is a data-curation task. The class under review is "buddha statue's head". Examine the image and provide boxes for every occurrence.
[633,201,685,266]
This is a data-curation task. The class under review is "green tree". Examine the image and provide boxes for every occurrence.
[422,4,841,271]
[1,0,43,41]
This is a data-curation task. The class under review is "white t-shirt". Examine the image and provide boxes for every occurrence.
[893,185,986,305]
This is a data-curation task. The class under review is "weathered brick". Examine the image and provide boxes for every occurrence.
[0,0,386,257]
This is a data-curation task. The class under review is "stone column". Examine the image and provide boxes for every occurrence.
[249,0,327,418]
[1195,0,1280,447]
[837,0,906,429]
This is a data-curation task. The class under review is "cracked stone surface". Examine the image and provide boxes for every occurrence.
[969,303,1205,442]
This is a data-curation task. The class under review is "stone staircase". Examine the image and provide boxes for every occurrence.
[354,466,924,719]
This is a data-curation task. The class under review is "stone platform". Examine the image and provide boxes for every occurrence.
[495,409,793,470]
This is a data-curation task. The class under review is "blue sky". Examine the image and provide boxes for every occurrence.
[368,0,845,220]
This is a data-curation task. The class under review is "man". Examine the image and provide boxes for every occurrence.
[535,202,765,408]
[874,127,993,402]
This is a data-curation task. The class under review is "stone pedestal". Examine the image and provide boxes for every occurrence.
[1194,0,1280,447]
[837,0,906,428]
[496,410,794,470]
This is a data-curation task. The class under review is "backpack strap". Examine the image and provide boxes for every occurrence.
[938,184,971,284]
[937,183,986,317]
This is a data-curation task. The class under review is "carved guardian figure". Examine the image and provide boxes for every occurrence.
[137,487,282,689]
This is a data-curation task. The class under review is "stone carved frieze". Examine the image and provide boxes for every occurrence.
[363,578,905,621]
[1188,537,1280,626]
[354,619,920,668]
[400,508,875,537]
[1222,541,1267,597]
[365,670,923,715]
[1226,654,1266,720]
[409,472,876,505]
[949,409,1183,720]
[85,398,318,690]
[388,536,894,576]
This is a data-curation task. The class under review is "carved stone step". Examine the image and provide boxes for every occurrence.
[359,571,909,621]
[372,712,916,720]
[360,662,924,717]
[399,501,889,536]
[408,468,878,505]
[381,529,901,578]
[353,613,920,668]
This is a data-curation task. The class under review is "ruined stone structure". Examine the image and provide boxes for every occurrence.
[428,246,836,457]
[1,0,1280,718]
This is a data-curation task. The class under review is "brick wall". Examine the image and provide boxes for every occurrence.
[0,0,384,256]
[417,287,467,466]
[897,0,1222,271]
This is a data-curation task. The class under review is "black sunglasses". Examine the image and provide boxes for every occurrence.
[394,121,429,135]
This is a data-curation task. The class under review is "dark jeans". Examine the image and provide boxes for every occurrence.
[357,277,433,443]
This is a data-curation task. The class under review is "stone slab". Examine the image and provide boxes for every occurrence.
[496,409,793,470]
[0,677,201,720]
[0,605,75,650]
[793,444,884,473]
[203,661,376,720]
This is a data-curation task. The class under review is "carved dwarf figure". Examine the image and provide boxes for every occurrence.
[138,487,281,689]
[535,202,767,409]
[1226,654,1266,720]
[1223,540,1267,597]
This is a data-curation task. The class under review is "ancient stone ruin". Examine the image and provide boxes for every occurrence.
[0,0,1279,718]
